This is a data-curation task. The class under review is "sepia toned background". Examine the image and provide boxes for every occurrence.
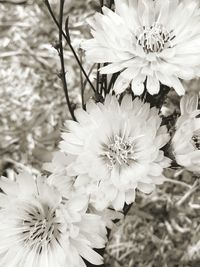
[0,0,200,266]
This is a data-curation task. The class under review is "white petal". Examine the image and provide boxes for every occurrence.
[113,191,125,211]
[73,241,103,265]
[146,75,160,95]
[100,62,125,74]
[0,177,19,196]
[125,189,136,205]
[131,74,146,95]
[17,171,38,195]
[113,74,131,94]
[137,182,155,194]
[180,94,199,115]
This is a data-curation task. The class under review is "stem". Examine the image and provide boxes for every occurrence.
[58,0,76,121]
[83,64,96,90]
[44,0,96,94]
[96,64,101,94]
[176,179,199,207]
[80,70,85,110]
[108,0,114,8]
[107,73,118,94]
[100,73,107,96]
[163,177,191,189]
[79,49,85,109]
[100,0,104,9]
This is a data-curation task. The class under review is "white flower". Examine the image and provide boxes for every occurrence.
[44,152,123,228]
[60,95,171,210]
[43,151,77,199]
[0,171,107,267]
[172,94,200,173]
[82,0,200,96]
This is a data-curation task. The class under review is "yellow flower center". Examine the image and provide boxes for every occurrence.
[136,23,175,54]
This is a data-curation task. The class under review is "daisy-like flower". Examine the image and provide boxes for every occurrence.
[0,171,107,267]
[172,94,200,173]
[82,0,200,96]
[60,95,171,210]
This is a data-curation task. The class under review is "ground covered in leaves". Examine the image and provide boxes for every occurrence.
[0,1,200,266]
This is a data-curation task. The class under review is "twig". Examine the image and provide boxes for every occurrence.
[83,63,96,90]
[108,0,114,8]
[79,49,85,109]
[100,0,104,10]
[44,0,96,94]
[163,177,191,189]
[96,64,101,94]
[176,179,199,207]
[118,247,137,261]
[107,73,118,93]
[57,0,76,120]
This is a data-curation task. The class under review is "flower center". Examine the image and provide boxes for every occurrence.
[136,23,175,54]
[192,134,200,150]
[22,205,61,253]
[102,135,136,169]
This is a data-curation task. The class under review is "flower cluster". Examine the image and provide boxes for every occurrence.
[2,0,200,266]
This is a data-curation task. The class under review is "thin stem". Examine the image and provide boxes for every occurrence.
[109,0,114,8]
[100,0,104,9]
[58,0,76,121]
[176,179,199,207]
[100,74,107,96]
[107,73,118,93]
[96,64,101,94]
[44,0,96,94]
[163,177,191,189]
[79,50,85,109]
[98,1,104,96]
[80,70,85,110]
[104,74,107,95]
[83,64,96,90]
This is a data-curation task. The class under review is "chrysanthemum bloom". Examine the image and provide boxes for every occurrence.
[82,0,200,95]
[172,94,200,173]
[0,171,107,267]
[60,95,171,210]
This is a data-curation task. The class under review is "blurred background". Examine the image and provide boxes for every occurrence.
[0,0,200,266]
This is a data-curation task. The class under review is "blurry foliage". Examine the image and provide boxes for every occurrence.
[1,0,200,266]
[105,171,200,267]
[0,0,94,172]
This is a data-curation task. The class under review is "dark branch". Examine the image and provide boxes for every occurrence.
[57,0,76,120]
[44,0,96,94]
